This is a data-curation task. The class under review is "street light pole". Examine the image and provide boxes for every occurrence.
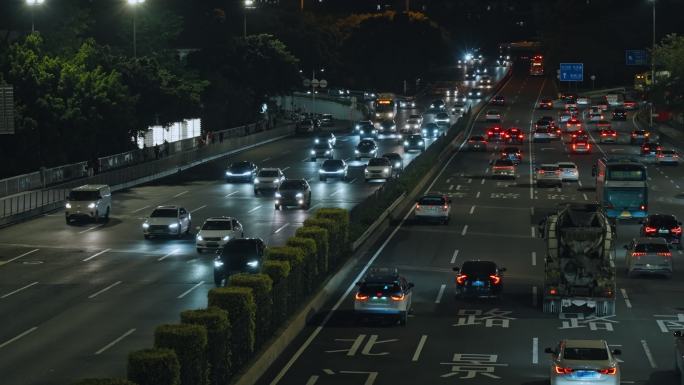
[26,0,45,33]
[127,0,144,58]
[650,0,656,128]
[244,0,255,39]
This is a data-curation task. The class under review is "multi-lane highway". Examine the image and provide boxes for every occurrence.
[0,67,511,383]
[256,68,684,385]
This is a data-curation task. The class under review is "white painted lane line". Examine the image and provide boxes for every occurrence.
[578,180,583,187]
[531,226,536,238]
[262,157,271,162]
[248,205,262,213]
[88,281,122,299]
[191,205,207,213]
[0,327,38,349]
[282,166,290,171]
[449,185,454,190]
[446,178,451,183]
[435,284,446,304]
[301,157,309,162]
[476,191,481,198]
[157,249,179,261]
[531,251,537,266]
[95,328,136,355]
[461,225,468,236]
[83,248,111,262]
[1,281,39,299]
[78,224,103,234]
[412,335,428,362]
[530,207,535,216]
[456,185,462,190]
[469,205,475,215]
[173,190,188,198]
[641,340,657,368]
[467,178,473,184]
[274,223,290,234]
[131,205,150,213]
[330,190,341,197]
[224,191,239,198]
[307,203,321,212]
[349,178,357,184]
[620,288,632,308]
[532,337,539,364]
[450,249,459,264]
[532,286,538,307]
[480,178,485,185]
[305,377,318,385]
[1,248,39,265]
[484,167,489,173]
[177,281,205,299]
[583,193,588,201]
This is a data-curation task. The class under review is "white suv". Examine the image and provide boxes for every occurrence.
[65,184,112,224]
[142,206,192,239]
[196,217,244,253]
[254,168,285,195]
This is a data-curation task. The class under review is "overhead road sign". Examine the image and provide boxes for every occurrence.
[625,50,648,66]
[559,63,583,82]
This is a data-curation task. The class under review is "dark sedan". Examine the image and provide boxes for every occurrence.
[213,238,265,287]
[275,179,311,210]
[404,134,426,152]
[453,260,506,299]
[640,214,682,249]
[225,161,258,182]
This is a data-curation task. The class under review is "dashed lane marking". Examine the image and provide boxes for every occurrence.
[274,223,290,234]
[480,178,485,185]
[157,249,178,261]
[450,249,459,264]
[641,340,657,368]
[131,205,150,213]
[620,288,632,308]
[435,284,446,304]
[1,281,39,299]
[583,193,588,201]
[456,185,462,190]
[412,335,428,362]
[88,281,122,299]
[532,337,539,364]
[83,248,111,262]
[173,190,188,198]
[531,226,536,238]
[461,225,468,236]
[531,251,536,266]
[95,328,136,355]
[177,281,205,299]
[0,327,38,349]
[476,191,481,198]
[449,185,454,190]
[78,224,103,234]
[248,205,262,213]
[532,286,538,307]
[467,178,472,183]
[0,248,39,266]
[191,205,207,213]
[224,191,239,198]
[469,205,475,215]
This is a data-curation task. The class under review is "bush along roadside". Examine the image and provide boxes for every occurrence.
[73,111,472,384]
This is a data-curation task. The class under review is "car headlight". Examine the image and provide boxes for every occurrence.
[422,129,427,133]
[226,171,232,176]
[418,141,424,145]
[65,203,72,209]
[169,223,179,229]
[355,125,360,129]
[254,178,260,184]
[325,150,330,154]
[314,139,320,144]
[246,260,259,268]
[273,179,279,183]
[394,162,401,168]
[223,235,230,241]
[311,150,316,155]
[142,223,149,229]
[477,92,481,96]
[214,260,224,267]
[383,167,390,173]
[296,192,303,198]
[275,192,282,198]
[88,202,96,209]
[196,235,203,241]
[355,150,360,154]
[404,141,409,145]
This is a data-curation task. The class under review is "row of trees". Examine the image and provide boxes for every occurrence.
[0,3,450,177]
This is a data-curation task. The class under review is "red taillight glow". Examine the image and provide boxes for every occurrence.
[442,205,449,211]
[549,288,558,295]
[657,252,672,257]
[554,366,573,374]
[598,368,617,375]
[415,204,421,210]
[456,274,468,285]
[672,226,682,235]
[489,275,501,285]
[640,204,646,210]
[355,292,369,301]
[391,293,405,301]
[645,226,657,233]
[632,252,647,257]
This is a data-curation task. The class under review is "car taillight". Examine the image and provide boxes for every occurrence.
[489,275,501,285]
[456,274,468,285]
[632,133,637,137]
[548,288,558,295]
[657,252,672,257]
[601,132,607,136]
[572,144,576,150]
[587,144,591,149]
[632,252,647,257]
[487,131,493,135]
[442,205,449,211]
[598,368,617,375]
[657,154,664,158]
[555,170,561,175]
[554,366,573,374]
[611,133,616,136]
[644,226,657,233]
[518,134,523,138]
[672,226,682,235]
[391,293,405,301]
[415,204,421,210]
[640,204,647,210]
[355,292,369,301]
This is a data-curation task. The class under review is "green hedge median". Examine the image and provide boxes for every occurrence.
[262,260,291,326]
[180,308,231,385]
[285,237,317,292]
[265,246,305,307]
[207,286,256,370]
[295,226,329,277]
[154,324,208,385]
[303,217,340,267]
[229,273,273,347]
[315,208,350,253]
[127,348,180,385]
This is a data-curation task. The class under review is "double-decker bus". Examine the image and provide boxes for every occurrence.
[593,157,648,219]
[374,93,397,120]
[530,55,544,76]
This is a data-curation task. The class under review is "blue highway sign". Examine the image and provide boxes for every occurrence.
[560,63,584,82]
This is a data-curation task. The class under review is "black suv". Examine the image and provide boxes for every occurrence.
[404,134,425,152]
[275,179,312,210]
[226,161,258,182]
[453,260,506,299]
[612,108,627,121]
[213,238,266,287]
[640,214,683,249]
[382,152,404,173]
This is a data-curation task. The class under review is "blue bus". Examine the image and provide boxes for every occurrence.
[593,157,648,219]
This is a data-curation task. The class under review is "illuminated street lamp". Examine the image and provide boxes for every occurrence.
[127,0,145,58]
[26,0,45,33]
[244,0,256,39]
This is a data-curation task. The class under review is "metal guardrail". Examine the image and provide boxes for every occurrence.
[0,125,295,227]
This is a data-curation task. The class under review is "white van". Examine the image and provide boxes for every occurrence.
[65,184,112,224]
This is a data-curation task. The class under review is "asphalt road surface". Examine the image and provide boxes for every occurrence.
[0,66,510,384]
[255,69,684,385]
